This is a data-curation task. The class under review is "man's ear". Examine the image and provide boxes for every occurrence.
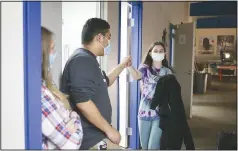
[96,33,103,42]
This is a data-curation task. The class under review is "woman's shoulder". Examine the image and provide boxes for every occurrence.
[139,64,149,69]
[41,83,56,104]
[41,84,69,118]
[163,67,173,74]
[42,83,51,96]
[41,83,71,112]
[138,64,149,73]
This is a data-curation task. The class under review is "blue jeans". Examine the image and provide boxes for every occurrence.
[138,119,162,149]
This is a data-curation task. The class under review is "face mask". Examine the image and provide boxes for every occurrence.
[151,52,165,62]
[99,37,111,56]
[104,40,111,55]
[49,52,57,69]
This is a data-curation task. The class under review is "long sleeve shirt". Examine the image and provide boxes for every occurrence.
[42,83,83,149]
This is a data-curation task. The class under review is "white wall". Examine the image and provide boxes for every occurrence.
[62,2,99,69]
[41,2,62,87]
[1,2,25,149]
[195,28,237,62]
[142,2,189,61]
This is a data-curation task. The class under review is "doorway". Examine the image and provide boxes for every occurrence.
[118,1,142,149]
[170,22,195,118]
[62,2,102,69]
[118,2,132,148]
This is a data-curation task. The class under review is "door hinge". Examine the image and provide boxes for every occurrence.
[130,18,135,27]
[126,127,132,136]
[128,18,134,27]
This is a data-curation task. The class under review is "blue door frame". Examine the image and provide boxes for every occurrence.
[169,23,174,65]
[129,2,142,149]
[117,2,121,132]
[23,2,42,149]
[117,1,143,149]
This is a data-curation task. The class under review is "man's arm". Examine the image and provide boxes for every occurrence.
[107,56,132,87]
[77,101,120,144]
[107,63,125,87]
[76,101,113,135]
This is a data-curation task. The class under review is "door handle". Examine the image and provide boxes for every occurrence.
[186,70,192,74]
[187,72,191,75]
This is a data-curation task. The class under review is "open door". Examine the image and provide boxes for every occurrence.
[173,22,195,118]
[118,1,132,148]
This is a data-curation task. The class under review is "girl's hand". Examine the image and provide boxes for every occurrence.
[66,120,77,133]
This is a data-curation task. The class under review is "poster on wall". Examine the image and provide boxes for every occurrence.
[197,36,216,55]
[217,35,235,54]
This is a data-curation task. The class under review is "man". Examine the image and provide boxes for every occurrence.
[60,18,132,150]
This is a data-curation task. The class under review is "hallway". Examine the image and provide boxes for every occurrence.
[107,78,237,150]
[188,78,237,149]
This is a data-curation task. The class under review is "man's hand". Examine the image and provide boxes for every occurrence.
[121,56,132,68]
[107,56,132,87]
[105,127,121,145]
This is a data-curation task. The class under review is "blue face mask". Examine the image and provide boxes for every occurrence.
[99,37,111,56]
[49,52,57,69]
[104,40,111,55]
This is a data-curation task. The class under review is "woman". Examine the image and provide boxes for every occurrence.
[127,42,172,149]
[41,27,83,149]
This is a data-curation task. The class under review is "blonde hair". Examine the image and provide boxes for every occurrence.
[41,27,71,110]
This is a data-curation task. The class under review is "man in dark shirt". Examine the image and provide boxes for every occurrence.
[60,18,132,150]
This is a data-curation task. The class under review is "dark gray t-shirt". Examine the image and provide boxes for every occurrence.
[60,48,112,149]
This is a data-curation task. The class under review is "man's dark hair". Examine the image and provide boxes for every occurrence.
[81,18,110,45]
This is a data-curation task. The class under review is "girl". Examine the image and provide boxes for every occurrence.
[41,27,83,149]
[127,42,172,149]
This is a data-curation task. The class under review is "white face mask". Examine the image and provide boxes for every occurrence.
[151,52,165,62]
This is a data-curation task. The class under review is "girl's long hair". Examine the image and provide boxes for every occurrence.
[41,27,71,110]
[142,41,173,74]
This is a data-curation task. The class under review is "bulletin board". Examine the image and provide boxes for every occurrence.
[195,28,236,56]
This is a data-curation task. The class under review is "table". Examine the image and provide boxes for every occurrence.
[216,65,237,81]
